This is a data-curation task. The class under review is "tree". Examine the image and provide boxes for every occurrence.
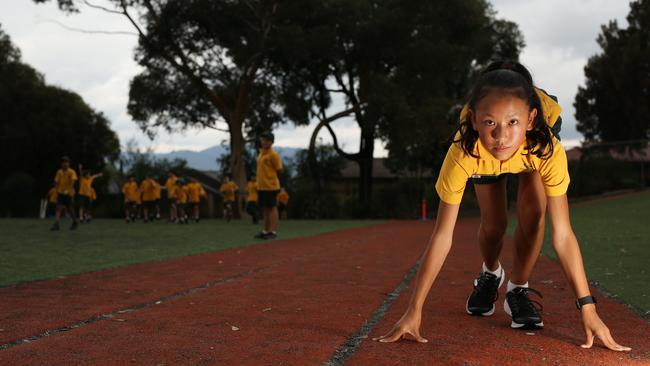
[276,0,524,208]
[575,0,650,146]
[0,24,120,216]
[36,0,307,214]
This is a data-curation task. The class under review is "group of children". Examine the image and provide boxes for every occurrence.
[48,158,103,231]
[48,132,288,241]
[122,173,208,224]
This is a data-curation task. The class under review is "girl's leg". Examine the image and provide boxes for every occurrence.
[510,171,547,284]
[474,178,508,270]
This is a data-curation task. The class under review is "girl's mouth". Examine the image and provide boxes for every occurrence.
[493,145,510,152]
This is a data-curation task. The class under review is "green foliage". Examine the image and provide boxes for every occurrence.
[0,25,120,217]
[575,0,650,144]
[567,156,646,197]
[286,145,346,219]
[119,141,189,182]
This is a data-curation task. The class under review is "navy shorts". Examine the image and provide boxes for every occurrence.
[258,190,279,209]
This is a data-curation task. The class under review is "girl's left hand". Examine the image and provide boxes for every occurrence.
[580,306,631,351]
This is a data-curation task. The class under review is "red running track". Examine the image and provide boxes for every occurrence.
[1,220,648,365]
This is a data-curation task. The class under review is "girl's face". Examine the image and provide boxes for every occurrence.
[470,91,537,161]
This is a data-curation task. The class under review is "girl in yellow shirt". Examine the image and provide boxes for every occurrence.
[374,61,629,352]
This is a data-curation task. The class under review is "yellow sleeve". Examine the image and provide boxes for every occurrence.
[435,143,471,205]
[70,170,78,181]
[55,170,62,183]
[537,139,571,197]
[272,153,283,171]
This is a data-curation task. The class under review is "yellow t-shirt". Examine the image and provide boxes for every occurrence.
[90,188,97,201]
[277,191,289,205]
[48,188,58,203]
[256,148,283,190]
[154,181,161,199]
[176,185,189,204]
[122,181,139,202]
[54,168,77,196]
[246,181,258,202]
[140,179,158,202]
[78,176,95,197]
[219,181,239,202]
[187,182,206,203]
[165,176,177,198]
[436,90,569,205]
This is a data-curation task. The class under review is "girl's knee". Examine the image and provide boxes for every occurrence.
[481,218,508,238]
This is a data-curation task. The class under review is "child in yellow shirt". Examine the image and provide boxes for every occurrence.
[50,156,79,231]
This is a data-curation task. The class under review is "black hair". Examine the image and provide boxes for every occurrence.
[455,61,554,159]
[260,132,275,142]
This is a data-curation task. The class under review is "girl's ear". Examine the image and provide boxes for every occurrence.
[526,108,538,131]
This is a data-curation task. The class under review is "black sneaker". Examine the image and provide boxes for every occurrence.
[50,223,60,231]
[504,287,544,329]
[254,231,267,239]
[264,232,277,240]
[70,221,78,230]
[466,267,504,316]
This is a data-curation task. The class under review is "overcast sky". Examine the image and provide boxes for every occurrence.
[0,0,632,155]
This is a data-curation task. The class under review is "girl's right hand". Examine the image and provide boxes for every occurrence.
[372,310,428,343]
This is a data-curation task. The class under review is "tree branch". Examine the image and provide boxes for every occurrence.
[81,0,123,15]
[38,19,137,36]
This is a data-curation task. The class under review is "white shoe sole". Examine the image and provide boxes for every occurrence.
[465,267,505,316]
[503,298,544,328]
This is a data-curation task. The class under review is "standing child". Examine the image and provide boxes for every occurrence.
[246,176,260,224]
[276,188,289,220]
[165,171,178,222]
[77,164,102,223]
[219,176,238,222]
[254,132,283,240]
[122,176,139,223]
[50,156,78,231]
[153,176,162,220]
[373,61,630,352]
[175,179,189,224]
[187,178,207,222]
[140,175,158,223]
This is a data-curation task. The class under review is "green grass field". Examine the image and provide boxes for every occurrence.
[507,191,650,315]
[544,191,650,315]
[0,219,379,287]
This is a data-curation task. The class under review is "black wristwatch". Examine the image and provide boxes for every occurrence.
[576,295,597,310]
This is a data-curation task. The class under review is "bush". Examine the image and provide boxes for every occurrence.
[1,172,37,217]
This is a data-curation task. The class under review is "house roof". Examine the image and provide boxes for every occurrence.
[566,144,650,162]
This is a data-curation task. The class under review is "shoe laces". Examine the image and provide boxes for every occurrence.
[509,287,543,314]
[474,272,500,300]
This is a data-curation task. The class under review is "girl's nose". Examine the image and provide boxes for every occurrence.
[492,125,507,142]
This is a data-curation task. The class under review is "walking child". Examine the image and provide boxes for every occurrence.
[122,176,139,223]
[50,156,78,231]
[187,177,207,222]
[219,175,238,222]
[373,61,630,352]
[277,188,289,220]
[246,176,260,224]
[77,164,102,223]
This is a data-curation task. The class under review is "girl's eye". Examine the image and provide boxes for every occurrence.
[484,120,495,126]
[509,119,519,125]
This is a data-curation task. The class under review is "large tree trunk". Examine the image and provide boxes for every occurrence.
[357,129,374,206]
[229,119,247,219]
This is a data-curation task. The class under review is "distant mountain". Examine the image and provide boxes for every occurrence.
[153,145,301,171]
